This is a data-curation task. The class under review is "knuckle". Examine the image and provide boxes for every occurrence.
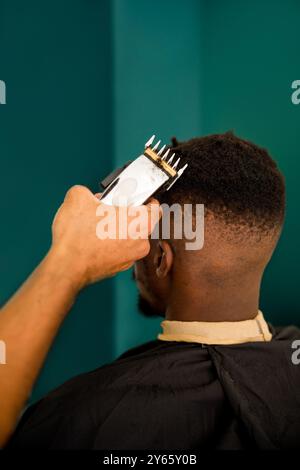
[138,239,150,257]
[65,185,87,201]
[120,261,134,272]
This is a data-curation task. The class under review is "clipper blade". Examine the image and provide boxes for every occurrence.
[144,135,188,189]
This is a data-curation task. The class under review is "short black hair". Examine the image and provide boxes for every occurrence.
[156,132,285,236]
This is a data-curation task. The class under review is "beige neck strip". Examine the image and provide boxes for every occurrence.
[158,311,272,345]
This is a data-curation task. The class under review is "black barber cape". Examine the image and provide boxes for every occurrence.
[7,325,300,450]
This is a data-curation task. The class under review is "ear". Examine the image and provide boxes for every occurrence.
[154,240,173,279]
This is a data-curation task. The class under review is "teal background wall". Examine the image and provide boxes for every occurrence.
[0,0,115,402]
[0,0,299,401]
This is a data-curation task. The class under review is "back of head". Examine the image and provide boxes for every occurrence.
[135,132,286,320]
[157,131,285,280]
[157,131,285,239]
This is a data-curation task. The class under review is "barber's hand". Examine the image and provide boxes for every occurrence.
[49,185,161,290]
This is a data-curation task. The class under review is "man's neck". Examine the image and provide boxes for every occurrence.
[165,282,260,322]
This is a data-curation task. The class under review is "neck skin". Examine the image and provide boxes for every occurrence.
[164,273,262,322]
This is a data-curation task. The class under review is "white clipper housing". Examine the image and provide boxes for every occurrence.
[100,135,188,207]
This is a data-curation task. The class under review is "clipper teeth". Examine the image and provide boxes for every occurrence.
[153,140,161,151]
[145,134,155,148]
[144,135,185,181]
[168,153,175,165]
[166,163,188,190]
[178,163,188,174]
[173,157,180,170]
[158,144,166,156]
[162,148,170,160]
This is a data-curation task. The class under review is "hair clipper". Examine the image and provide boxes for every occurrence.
[99,135,188,207]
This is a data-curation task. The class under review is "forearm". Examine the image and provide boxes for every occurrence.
[0,248,81,446]
[0,188,160,447]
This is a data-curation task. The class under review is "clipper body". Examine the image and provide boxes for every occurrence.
[100,135,187,207]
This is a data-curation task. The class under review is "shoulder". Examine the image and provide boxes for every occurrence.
[43,339,210,398]
[8,341,217,448]
[14,339,211,417]
[270,324,300,341]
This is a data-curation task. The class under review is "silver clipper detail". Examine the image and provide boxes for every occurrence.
[100,135,188,207]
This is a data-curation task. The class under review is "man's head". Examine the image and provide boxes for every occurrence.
[134,132,285,321]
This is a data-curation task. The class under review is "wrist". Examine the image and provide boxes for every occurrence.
[43,245,86,295]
